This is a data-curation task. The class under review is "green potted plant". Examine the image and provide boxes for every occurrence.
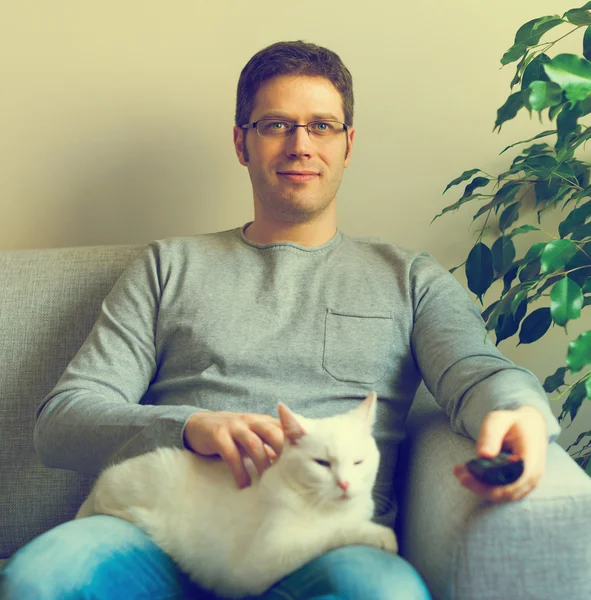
[435,2,591,474]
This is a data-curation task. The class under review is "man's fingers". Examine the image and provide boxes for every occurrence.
[250,420,285,457]
[184,412,284,488]
[453,463,539,503]
[214,427,251,489]
[234,427,272,477]
[477,410,514,457]
[453,464,516,502]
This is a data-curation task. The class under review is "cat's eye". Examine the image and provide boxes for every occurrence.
[354,460,363,465]
[314,459,331,467]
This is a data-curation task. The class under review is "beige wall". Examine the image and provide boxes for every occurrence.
[2,0,590,449]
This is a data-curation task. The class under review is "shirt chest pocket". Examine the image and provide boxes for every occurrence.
[323,309,394,384]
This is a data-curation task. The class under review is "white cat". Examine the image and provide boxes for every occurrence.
[76,392,398,598]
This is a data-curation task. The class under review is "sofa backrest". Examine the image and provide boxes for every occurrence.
[0,244,142,559]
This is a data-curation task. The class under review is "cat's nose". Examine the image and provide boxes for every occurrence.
[337,480,350,491]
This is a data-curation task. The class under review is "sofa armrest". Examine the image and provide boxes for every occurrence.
[400,391,591,600]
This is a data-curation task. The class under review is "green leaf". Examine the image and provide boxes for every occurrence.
[551,161,578,185]
[502,264,519,295]
[528,81,564,111]
[584,26,591,60]
[494,90,527,132]
[535,180,563,205]
[567,329,591,372]
[565,242,591,287]
[500,130,556,154]
[522,143,553,157]
[559,380,587,423]
[556,102,583,149]
[522,54,552,90]
[564,8,591,26]
[559,200,591,237]
[583,278,591,293]
[466,243,494,301]
[519,257,541,282]
[515,16,564,46]
[508,224,541,238]
[495,299,528,345]
[519,307,552,344]
[485,286,522,331]
[541,239,579,273]
[499,202,520,231]
[461,176,490,199]
[443,169,482,194]
[492,236,516,275]
[543,365,568,393]
[501,43,528,66]
[524,154,558,177]
[524,242,548,262]
[544,54,591,104]
[570,223,591,242]
[550,277,584,326]
[530,274,563,302]
[579,94,591,116]
[549,100,566,121]
[472,181,521,220]
[517,244,547,282]
[481,300,499,323]
[432,194,484,222]
[511,289,529,315]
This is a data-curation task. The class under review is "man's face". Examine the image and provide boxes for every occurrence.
[233,75,355,225]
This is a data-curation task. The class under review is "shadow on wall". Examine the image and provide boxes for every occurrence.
[43,123,217,248]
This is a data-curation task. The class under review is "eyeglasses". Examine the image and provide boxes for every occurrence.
[240,119,348,140]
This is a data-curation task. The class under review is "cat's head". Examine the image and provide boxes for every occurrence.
[273,392,380,506]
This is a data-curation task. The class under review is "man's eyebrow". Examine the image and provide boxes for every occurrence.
[258,112,343,121]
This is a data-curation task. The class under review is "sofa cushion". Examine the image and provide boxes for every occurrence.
[0,244,141,559]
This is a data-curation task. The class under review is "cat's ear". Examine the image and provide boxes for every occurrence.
[352,391,377,429]
[277,403,308,445]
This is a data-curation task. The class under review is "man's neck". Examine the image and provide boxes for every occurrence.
[243,218,338,248]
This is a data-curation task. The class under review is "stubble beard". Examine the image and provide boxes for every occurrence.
[242,133,347,225]
[262,191,333,224]
[254,171,341,225]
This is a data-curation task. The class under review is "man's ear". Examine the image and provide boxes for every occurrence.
[233,126,249,165]
[344,126,355,166]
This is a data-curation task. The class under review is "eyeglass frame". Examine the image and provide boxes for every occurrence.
[239,119,349,139]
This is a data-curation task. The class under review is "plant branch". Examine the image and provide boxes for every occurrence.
[553,369,590,406]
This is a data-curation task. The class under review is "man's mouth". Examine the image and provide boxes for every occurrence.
[277,171,319,182]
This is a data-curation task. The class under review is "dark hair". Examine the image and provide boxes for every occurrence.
[235,41,354,127]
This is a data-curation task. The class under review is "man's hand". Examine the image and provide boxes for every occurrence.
[183,411,284,489]
[453,405,548,502]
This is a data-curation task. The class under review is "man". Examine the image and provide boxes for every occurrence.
[0,41,560,600]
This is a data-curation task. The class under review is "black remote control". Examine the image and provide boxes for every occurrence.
[465,452,524,486]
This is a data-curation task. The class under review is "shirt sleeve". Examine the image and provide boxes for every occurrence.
[409,252,561,444]
[34,243,205,475]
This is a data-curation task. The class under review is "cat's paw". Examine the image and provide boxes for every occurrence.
[363,524,398,554]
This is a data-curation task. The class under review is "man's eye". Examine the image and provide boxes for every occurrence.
[314,459,331,467]
[311,121,333,131]
[268,121,289,130]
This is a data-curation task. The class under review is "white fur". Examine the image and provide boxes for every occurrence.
[76,392,398,598]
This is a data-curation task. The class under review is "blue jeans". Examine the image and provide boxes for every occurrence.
[0,516,432,600]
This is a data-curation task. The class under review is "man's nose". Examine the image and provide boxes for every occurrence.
[284,125,313,156]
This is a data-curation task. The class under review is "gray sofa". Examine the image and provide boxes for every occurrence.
[1,244,591,600]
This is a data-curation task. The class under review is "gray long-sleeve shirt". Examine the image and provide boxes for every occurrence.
[34,224,561,526]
